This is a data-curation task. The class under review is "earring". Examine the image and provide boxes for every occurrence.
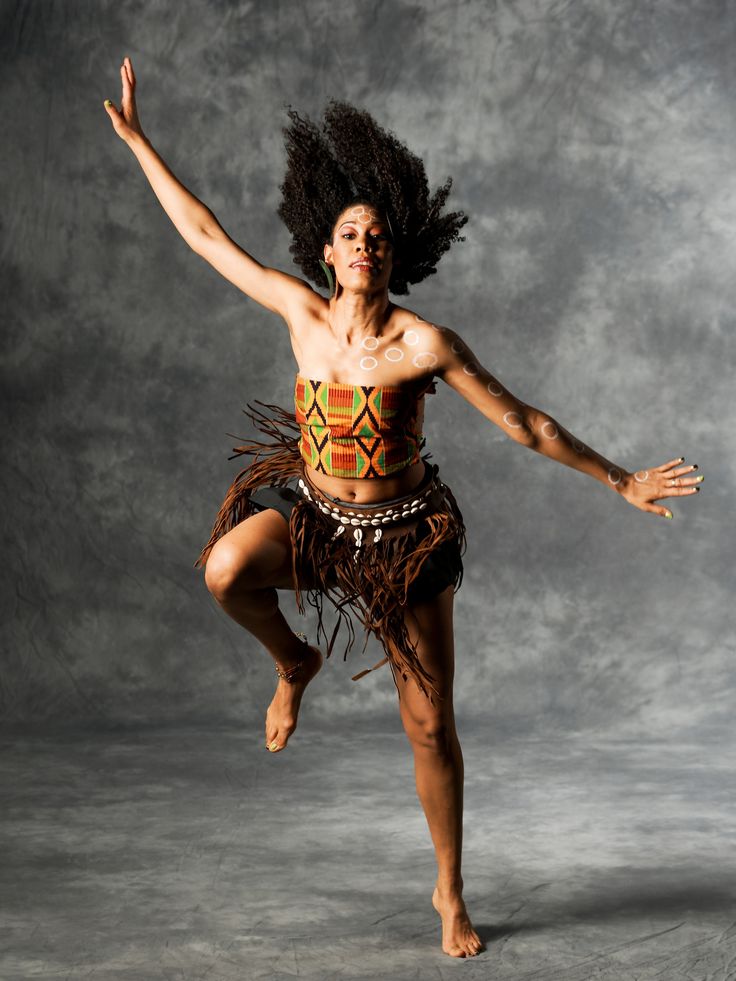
[318,259,335,296]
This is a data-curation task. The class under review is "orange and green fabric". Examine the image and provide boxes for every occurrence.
[294,374,423,478]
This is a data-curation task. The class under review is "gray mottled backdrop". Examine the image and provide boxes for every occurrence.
[2,0,732,735]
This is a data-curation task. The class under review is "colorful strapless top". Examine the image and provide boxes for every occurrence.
[294,374,434,478]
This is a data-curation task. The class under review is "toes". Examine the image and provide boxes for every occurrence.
[447,946,467,958]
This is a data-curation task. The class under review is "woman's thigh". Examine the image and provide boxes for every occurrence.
[389,584,458,733]
[204,508,296,594]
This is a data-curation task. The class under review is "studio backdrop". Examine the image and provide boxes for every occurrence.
[2,0,731,735]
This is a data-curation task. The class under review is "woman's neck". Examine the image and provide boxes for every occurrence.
[328,287,392,345]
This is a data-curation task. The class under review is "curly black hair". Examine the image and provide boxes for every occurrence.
[277,100,468,296]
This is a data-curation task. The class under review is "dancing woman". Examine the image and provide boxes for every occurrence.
[105,57,703,958]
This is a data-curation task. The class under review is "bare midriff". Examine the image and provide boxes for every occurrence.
[305,457,428,504]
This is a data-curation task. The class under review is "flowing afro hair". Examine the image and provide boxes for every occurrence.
[277,100,468,296]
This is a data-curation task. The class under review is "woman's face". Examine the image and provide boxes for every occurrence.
[323,203,395,293]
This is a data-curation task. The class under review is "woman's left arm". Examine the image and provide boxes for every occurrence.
[432,325,702,520]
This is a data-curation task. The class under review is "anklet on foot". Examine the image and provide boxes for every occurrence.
[274,632,310,683]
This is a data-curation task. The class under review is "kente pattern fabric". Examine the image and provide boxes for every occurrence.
[294,374,424,478]
[194,397,465,701]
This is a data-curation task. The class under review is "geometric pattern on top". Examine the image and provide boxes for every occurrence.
[294,374,423,478]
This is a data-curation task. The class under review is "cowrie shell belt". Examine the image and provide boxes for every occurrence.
[296,464,448,550]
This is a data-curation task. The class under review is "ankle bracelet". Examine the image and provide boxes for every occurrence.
[275,632,309,683]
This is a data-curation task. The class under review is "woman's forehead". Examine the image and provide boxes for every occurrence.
[335,203,388,228]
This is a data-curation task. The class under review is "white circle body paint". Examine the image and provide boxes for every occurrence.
[347,205,380,225]
[503,411,524,429]
[413,352,438,369]
[634,470,649,483]
[572,438,585,453]
[404,330,419,346]
[607,468,622,485]
[487,381,503,396]
[360,356,378,371]
[430,323,447,332]
[385,347,404,362]
[463,362,479,376]
[361,336,379,351]
[451,340,464,354]
[541,421,559,440]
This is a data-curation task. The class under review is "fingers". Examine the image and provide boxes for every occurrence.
[639,501,674,519]
[655,456,686,473]
[661,460,702,493]
[663,475,702,492]
[120,57,135,103]
[120,62,131,97]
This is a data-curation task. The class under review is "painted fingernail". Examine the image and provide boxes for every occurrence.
[664,511,673,519]
[678,457,685,462]
[696,475,704,482]
[104,99,112,107]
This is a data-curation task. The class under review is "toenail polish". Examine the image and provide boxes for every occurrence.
[269,740,279,751]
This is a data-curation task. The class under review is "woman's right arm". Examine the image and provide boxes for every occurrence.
[104,57,314,319]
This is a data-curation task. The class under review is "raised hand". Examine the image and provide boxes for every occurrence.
[104,56,145,143]
[619,457,703,519]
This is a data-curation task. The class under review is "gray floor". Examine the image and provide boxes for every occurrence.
[2,717,735,980]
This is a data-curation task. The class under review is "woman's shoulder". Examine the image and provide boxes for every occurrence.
[388,304,458,352]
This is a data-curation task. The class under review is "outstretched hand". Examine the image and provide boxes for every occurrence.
[619,457,703,519]
[103,56,145,142]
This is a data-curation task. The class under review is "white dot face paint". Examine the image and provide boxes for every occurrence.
[541,421,559,440]
[572,438,585,453]
[385,347,404,362]
[503,411,523,429]
[487,381,503,397]
[463,362,479,376]
[345,205,380,225]
[607,468,622,485]
[360,356,378,371]
[404,330,419,346]
[451,340,465,354]
[634,470,649,483]
[413,352,438,369]
[361,336,379,351]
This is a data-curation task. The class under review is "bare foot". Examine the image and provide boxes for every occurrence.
[265,644,322,752]
[432,885,484,957]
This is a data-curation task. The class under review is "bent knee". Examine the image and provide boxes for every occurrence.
[204,542,258,601]
[403,717,457,754]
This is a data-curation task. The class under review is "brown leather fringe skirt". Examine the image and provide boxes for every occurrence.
[194,401,467,701]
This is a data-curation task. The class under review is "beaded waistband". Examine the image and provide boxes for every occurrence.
[296,462,447,551]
